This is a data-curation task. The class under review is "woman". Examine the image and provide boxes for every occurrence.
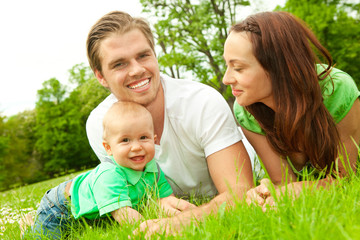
[222,11,360,208]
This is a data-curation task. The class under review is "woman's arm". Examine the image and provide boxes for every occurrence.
[335,99,360,175]
[241,127,297,184]
[245,100,360,208]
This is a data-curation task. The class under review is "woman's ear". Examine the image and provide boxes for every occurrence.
[103,141,112,155]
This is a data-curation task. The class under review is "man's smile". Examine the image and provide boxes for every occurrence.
[127,78,150,89]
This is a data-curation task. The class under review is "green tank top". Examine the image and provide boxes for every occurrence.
[233,65,360,177]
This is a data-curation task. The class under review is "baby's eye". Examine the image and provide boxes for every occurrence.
[122,138,130,143]
[140,136,148,140]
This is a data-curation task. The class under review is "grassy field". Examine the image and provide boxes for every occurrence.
[1,170,360,239]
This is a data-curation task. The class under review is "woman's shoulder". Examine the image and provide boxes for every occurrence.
[317,64,360,123]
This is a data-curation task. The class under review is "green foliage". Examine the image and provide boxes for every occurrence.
[34,65,109,177]
[140,0,360,103]
[0,110,38,190]
[279,0,360,88]
[140,0,251,104]
[0,64,109,191]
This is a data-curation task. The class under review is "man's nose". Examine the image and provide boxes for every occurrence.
[128,60,145,77]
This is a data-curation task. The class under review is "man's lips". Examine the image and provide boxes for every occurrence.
[127,78,150,90]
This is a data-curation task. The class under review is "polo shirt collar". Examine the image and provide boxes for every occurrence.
[108,156,157,185]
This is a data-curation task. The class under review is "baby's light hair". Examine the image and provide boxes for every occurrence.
[102,101,154,141]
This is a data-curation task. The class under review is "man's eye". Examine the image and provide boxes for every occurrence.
[139,53,149,59]
[122,138,130,142]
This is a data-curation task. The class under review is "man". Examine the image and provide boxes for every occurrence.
[85,11,254,235]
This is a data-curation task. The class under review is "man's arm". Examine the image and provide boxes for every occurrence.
[158,194,196,216]
[136,141,254,237]
[206,141,254,203]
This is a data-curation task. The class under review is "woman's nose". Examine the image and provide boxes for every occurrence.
[222,69,233,85]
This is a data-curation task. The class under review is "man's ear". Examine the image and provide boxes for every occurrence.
[103,141,112,155]
[95,69,109,88]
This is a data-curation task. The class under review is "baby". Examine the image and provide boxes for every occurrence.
[21,101,194,239]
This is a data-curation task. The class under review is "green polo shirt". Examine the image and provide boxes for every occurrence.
[234,65,360,135]
[70,157,173,220]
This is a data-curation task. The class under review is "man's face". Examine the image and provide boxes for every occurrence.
[95,29,161,106]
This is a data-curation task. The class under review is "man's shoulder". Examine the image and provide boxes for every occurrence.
[161,74,232,126]
[86,94,116,127]
[89,94,116,115]
[161,74,225,106]
[162,74,216,93]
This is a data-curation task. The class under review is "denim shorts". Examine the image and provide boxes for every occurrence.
[31,180,72,239]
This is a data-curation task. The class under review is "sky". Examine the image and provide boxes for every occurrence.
[0,0,284,117]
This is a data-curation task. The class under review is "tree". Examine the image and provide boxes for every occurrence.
[0,64,109,190]
[64,64,110,169]
[140,0,250,105]
[0,110,39,190]
[279,0,360,88]
[68,63,110,122]
[35,78,69,175]
[34,65,109,176]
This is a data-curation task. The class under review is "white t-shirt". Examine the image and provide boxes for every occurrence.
[86,74,251,197]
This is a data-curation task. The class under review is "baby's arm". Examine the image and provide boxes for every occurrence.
[159,194,196,216]
[111,207,143,224]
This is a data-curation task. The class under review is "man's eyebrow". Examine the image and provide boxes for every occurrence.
[108,58,125,69]
[138,48,152,55]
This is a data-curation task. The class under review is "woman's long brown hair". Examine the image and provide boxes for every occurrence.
[231,11,340,171]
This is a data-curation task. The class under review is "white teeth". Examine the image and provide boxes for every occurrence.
[128,79,150,89]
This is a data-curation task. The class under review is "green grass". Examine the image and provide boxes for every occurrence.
[1,171,360,239]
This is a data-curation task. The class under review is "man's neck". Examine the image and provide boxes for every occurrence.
[146,84,164,145]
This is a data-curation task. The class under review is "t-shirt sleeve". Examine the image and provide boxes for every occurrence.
[192,87,243,157]
[156,168,173,198]
[92,169,132,216]
[320,66,360,123]
[233,102,265,135]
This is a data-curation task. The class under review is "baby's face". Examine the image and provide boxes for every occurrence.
[105,114,155,171]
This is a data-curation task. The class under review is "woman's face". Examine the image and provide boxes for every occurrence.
[222,31,275,110]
